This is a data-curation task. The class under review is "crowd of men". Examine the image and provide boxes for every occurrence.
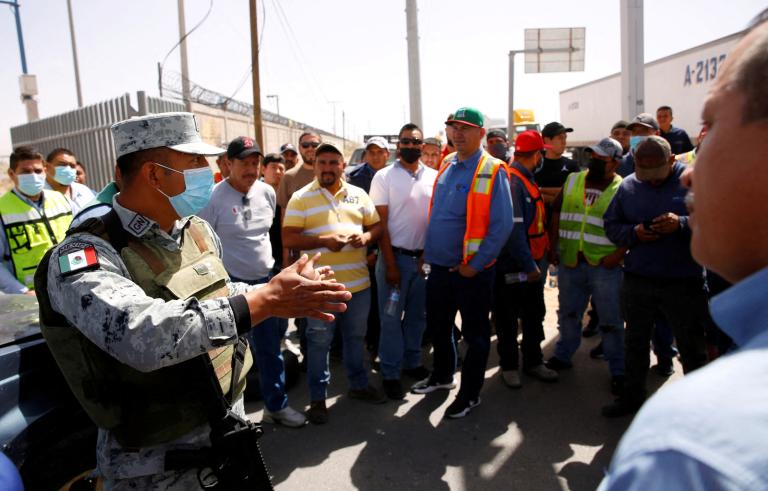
[1,11,766,488]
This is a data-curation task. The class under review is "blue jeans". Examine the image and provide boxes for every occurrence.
[306,288,371,401]
[230,274,289,412]
[375,253,427,380]
[554,261,625,376]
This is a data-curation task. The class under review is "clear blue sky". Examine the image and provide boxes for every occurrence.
[0,0,763,157]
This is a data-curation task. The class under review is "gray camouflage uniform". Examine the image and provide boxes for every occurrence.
[47,196,256,490]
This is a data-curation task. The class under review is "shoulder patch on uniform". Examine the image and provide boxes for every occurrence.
[126,214,152,236]
[58,245,100,276]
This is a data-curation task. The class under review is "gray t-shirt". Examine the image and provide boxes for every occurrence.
[198,179,275,281]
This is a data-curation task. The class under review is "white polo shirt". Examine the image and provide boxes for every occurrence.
[369,160,437,251]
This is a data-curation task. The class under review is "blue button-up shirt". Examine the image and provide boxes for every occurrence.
[424,149,513,270]
[599,266,768,491]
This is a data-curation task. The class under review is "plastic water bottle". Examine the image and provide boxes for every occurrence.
[421,263,431,279]
[504,272,528,284]
[384,287,401,316]
[548,265,559,288]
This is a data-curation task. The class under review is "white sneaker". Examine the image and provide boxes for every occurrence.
[501,370,522,388]
[263,405,307,428]
[525,364,559,383]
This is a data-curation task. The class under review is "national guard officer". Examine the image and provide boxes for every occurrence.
[35,112,351,490]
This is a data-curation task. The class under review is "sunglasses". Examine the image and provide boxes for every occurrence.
[399,138,423,145]
[300,141,321,149]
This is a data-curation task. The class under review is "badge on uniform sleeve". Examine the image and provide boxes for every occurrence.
[58,245,99,276]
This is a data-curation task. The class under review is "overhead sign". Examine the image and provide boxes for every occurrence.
[524,28,586,73]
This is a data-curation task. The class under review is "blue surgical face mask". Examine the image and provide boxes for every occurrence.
[630,135,649,153]
[17,172,46,197]
[53,165,77,186]
[154,163,214,218]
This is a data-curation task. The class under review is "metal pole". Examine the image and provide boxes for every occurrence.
[621,0,644,119]
[177,0,192,112]
[66,0,83,107]
[405,0,423,127]
[508,51,516,138]
[249,0,264,149]
[0,0,29,73]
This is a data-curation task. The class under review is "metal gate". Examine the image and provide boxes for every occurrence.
[10,91,185,190]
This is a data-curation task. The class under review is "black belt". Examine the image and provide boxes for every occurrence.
[391,246,423,257]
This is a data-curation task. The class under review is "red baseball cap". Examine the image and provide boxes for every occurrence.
[514,130,553,152]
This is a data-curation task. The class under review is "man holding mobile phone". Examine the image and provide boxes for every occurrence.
[601,136,709,418]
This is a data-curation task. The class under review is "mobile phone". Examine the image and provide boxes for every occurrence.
[642,220,658,233]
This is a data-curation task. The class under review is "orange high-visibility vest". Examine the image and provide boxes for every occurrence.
[508,166,550,261]
[429,151,507,267]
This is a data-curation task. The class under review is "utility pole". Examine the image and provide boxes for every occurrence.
[621,0,644,118]
[405,0,423,127]
[249,0,264,149]
[177,0,192,112]
[329,101,340,135]
[66,0,83,107]
[267,94,280,117]
[1,0,39,121]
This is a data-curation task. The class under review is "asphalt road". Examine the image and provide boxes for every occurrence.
[246,284,682,491]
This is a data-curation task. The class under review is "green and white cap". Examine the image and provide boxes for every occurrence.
[445,107,484,128]
[111,112,225,158]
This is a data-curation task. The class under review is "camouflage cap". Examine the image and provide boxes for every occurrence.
[111,112,225,158]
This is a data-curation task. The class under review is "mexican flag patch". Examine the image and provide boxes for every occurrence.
[59,246,98,274]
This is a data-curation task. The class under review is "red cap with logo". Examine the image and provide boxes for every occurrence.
[514,130,553,152]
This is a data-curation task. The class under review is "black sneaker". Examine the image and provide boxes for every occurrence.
[411,376,456,394]
[306,400,328,425]
[545,357,573,371]
[445,397,481,419]
[403,366,431,381]
[382,379,405,400]
[590,342,605,359]
[601,397,643,418]
[348,385,387,404]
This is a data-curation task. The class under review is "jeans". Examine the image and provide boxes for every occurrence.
[554,261,625,376]
[231,274,288,412]
[621,273,709,402]
[493,260,547,371]
[375,252,427,380]
[306,288,371,401]
[427,265,494,401]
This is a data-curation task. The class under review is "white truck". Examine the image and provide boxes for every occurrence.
[559,30,745,148]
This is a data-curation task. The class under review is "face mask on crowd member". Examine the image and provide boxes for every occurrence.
[46,150,78,186]
[486,129,509,161]
[397,125,424,165]
[153,160,215,217]
[633,136,675,185]
[627,113,661,153]
[587,137,623,180]
[9,155,47,198]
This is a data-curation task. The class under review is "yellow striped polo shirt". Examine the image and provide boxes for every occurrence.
[283,179,379,293]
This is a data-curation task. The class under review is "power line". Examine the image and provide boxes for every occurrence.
[160,0,214,72]
[225,0,266,102]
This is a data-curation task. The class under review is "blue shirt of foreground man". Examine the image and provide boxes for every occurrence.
[599,11,768,491]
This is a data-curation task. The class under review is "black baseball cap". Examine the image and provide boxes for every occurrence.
[612,120,630,131]
[227,136,263,160]
[541,122,574,139]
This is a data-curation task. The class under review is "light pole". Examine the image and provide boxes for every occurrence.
[267,94,280,116]
[66,0,83,107]
[1,0,39,121]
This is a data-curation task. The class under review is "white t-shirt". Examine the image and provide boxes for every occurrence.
[198,179,275,281]
[369,160,437,251]
[45,181,96,215]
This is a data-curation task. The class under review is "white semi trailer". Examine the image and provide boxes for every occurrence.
[559,30,744,148]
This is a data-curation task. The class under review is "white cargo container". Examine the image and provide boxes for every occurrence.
[560,30,744,147]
